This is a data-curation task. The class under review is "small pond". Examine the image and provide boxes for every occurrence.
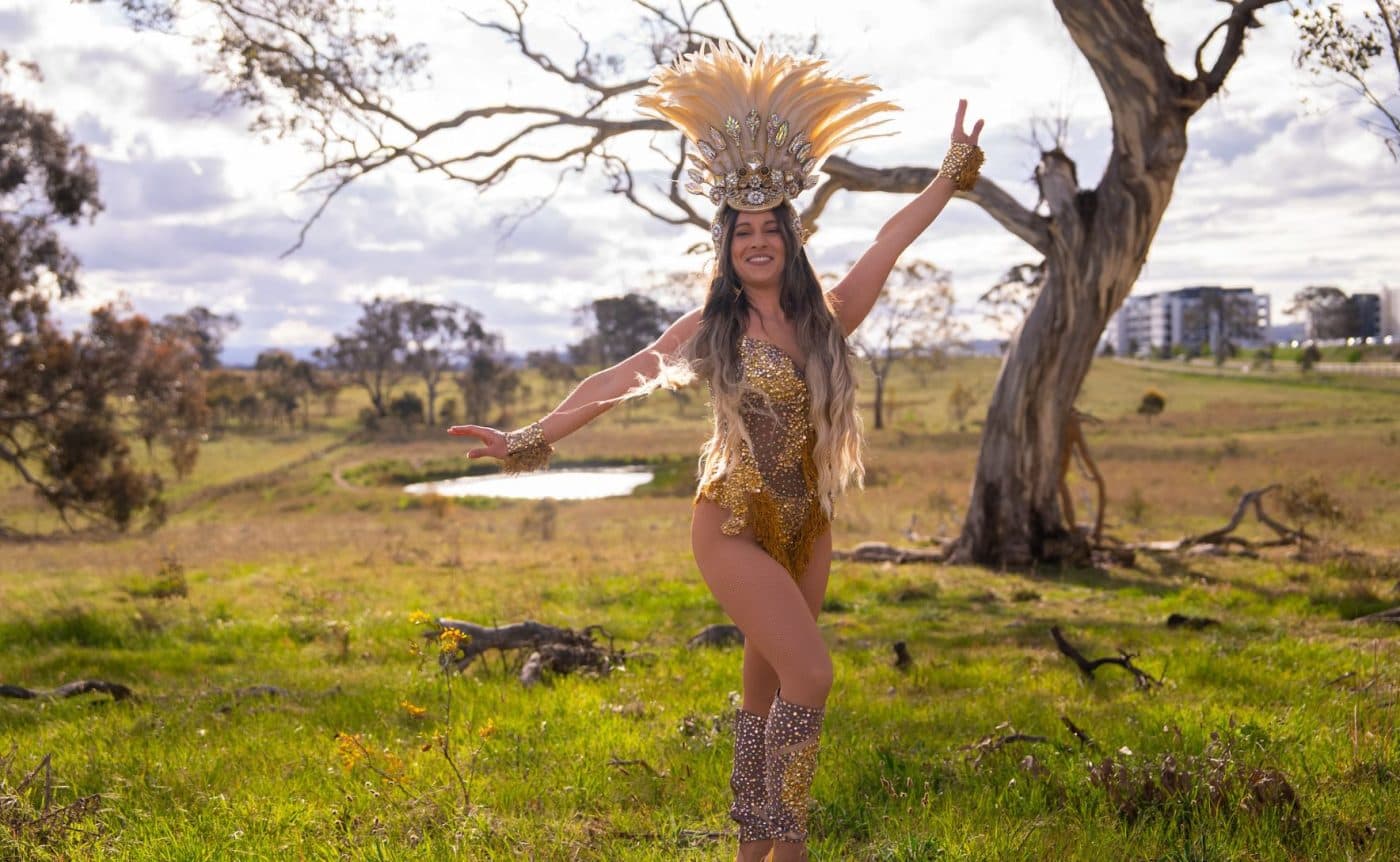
[403,466,655,500]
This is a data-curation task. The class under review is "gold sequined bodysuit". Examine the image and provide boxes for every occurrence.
[696,335,829,581]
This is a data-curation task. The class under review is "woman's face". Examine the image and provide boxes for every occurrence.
[729,209,785,290]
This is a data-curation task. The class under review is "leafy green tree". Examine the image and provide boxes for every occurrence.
[570,294,671,367]
[401,300,489,426]
[457,351,520,426]
[846,260,966,431]
[255,349,316,430]
[0,56,206,530]
[1287,286,1355,340]
[316,297,405,417]
[157,306,240,370]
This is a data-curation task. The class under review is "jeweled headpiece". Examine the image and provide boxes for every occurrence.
[637,42,899,213]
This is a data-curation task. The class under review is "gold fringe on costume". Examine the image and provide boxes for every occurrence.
[743,455,828,582]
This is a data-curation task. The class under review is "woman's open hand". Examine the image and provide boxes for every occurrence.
[447,424,507,460]
[951,98,984,146]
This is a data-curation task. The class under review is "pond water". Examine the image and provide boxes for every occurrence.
[403,466,656,500]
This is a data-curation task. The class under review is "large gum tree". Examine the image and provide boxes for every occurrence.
[104,0,1289,564]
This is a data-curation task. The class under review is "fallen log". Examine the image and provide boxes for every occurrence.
[1165,613,1220,630]
[0,680,133,701]
[833,541,945,564]
[1051,626,1160,690]
[1352,607,1400,625]
[432,618,626,684]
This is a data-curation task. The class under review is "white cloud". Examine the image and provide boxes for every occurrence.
[267,319,334,349]
[6,0,1397,357]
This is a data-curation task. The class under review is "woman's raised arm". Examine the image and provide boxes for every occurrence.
[828,99,984,336]
[448,306,704,463]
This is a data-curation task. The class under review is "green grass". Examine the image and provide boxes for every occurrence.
[1,358,1398,860]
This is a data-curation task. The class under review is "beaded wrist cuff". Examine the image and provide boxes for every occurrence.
[502,422,553,475]
[939,142,984,192]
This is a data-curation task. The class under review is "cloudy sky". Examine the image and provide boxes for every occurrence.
[5,0,1397,363]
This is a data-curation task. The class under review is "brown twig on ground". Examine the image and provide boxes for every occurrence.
[1178,485,1313,550]
[1061,715,1097,748]
[607,755,664,777]
[0,680,133,701]
[1051,626,1161,689]
[833,541,946,564]
[961,723,1067,767]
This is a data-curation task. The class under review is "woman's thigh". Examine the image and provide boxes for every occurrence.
[692,499,831,680]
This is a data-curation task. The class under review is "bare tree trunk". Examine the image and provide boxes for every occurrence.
[947,0,1278,565]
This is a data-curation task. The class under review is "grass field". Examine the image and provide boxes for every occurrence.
[2,357,1398,861]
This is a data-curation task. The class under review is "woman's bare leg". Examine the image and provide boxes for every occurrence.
[693,500,834,708]
[695,500,833,862]
[739,527,831,714]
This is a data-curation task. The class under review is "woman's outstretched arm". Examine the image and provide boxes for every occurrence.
[828,99,984,336]
[448,307,703,462]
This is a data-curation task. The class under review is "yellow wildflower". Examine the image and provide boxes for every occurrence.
[438,627,468,657]
[476,718,497,739]
[381,750,406,783]
[400,699,428,719]
[408,610,434,626]
[334,732,367,771]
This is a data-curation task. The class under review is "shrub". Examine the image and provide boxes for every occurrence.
[1123,487,1149,525]
[946,382,978,431]
[389,391,425,429]
[123,553,189,599]
[1276,476,1347,534]
[519,499,557,541]
[1297,344,1322,371]
[1137,389,1166,423]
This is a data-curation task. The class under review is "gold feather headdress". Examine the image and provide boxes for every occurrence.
[637,42,899,214]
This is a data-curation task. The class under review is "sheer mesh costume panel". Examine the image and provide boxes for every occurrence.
[697,336,829,581]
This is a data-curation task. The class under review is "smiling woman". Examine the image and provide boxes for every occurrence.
[448,42,983,862]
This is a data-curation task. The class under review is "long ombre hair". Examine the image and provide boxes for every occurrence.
[640,201,864,516]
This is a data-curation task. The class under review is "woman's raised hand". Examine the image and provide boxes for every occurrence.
[951,98,984,146]
[447,424,507,460]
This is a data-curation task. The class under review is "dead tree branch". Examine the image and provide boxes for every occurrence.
[962,723,1067,767]
[0,680,134,701]
[1061,714,1097,748]
[1179,485,1313,549]
[1051,625,1160,689]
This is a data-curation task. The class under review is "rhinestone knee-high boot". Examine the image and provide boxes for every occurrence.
[730,707,776,845]
[763,689,825,845]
